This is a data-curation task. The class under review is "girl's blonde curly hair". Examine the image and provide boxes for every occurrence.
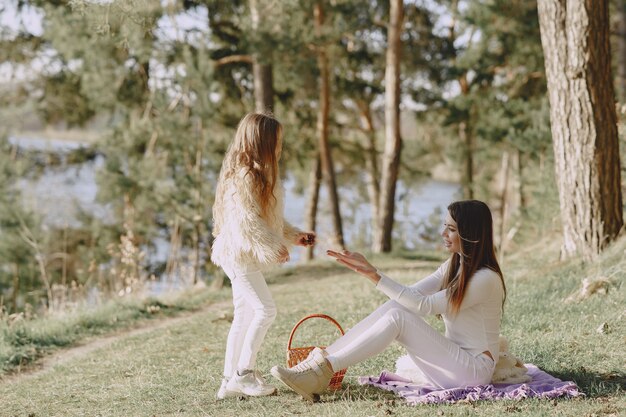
[212,112,283,236]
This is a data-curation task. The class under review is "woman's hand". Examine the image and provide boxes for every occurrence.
[278,246,290,263]
[326,249,380,284]
[295,232,316,247]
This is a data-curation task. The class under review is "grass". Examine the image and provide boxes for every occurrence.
[0,240,624,416]
[0,286,229,375]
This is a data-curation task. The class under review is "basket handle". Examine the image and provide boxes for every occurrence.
[287,314,345,350]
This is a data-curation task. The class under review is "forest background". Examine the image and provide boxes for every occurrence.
[0,0,624,366]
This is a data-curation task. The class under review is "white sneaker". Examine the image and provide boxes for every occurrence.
[225,370,276,397]
[216,377,241,400]
[271,354,334,402]
[253,370,275,390]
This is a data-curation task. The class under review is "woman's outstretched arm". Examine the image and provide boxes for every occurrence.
[326,250,380,283]
[327,249,449,316]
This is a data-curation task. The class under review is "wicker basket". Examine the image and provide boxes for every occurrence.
[286,314,347,391]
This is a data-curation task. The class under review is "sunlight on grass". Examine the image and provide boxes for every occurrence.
[0,287,229,374]
[0,245,624,416]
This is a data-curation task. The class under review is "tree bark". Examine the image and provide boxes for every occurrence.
[517,150,526,210]
[459,118,474,200]
[304,155,322,260]
[448,1,475,200]
[498,151,510,259]
[356,100,380,229]
[165,216,181,280]
[253,63,273,112]
[250,0,274,112]
[373,0,403,253]
[618,0,626,104]
[537,0,623,261]
[314,2,345,249]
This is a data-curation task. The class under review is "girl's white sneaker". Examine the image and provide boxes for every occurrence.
[225,370,276,397]
[216,377,241,400]
[253,370,275,391]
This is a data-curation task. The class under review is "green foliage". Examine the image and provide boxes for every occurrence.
[0,0,618,316]
[0,137,46,312]
[1,0,234,308]
[429,0,551,202]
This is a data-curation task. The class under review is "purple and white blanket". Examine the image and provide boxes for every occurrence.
[358,364,583,405]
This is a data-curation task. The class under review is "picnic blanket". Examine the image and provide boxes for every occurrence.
[358,364,583,405]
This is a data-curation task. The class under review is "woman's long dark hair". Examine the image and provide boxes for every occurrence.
[441,200,506,314]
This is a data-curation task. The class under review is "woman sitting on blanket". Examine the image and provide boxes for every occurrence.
[271,200,506,402]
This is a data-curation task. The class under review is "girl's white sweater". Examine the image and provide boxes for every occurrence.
[211,169,301,268]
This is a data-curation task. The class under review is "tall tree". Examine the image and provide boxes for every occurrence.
[448,0,475,200]
[328,1,387,240]
[373,0,403,253]
[332,1,447,249]
[313,1,344,249]
[453,0,551,235]
[537,0,623,261]
[304,154,322,260]
[617,0,626,104]
[249,0,274,112]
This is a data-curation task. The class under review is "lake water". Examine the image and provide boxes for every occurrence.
[11,135,460,279]
[283,176,461,261]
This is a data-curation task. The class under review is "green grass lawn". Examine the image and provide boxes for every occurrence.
[0,285,230,375]
[0,243,624,417]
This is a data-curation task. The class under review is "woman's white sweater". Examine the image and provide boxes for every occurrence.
[211,169,301,268]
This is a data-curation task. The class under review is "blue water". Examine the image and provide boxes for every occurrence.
[284,176,460,261]
[12,136,460,287]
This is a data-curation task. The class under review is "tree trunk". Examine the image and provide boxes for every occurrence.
[537,0,623,261]
[11,264,19,313]
[517,150,526,210]
[253,63,273,112]
[618,0,626,104]
[373,0,404,253]
[192,222,200,285]
[165,216,181,280]
[356,100,380,229]
[304,155,322,260]
[250,0,274,112]
[459,119,474,200]
[139,60,150,105]
[498,151,511,259]
[210,269,225,291]
[314,2,344,249]
[449,0,474,201]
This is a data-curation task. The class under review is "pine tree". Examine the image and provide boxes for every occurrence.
[538,0,623,260]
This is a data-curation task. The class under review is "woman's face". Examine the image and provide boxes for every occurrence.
[442,212,461,254]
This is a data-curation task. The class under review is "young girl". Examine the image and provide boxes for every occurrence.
[271,200,506,402]
[211,112,315,400]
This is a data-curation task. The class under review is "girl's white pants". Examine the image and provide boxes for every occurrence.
[325,300,495,389]
[221,264,276,378]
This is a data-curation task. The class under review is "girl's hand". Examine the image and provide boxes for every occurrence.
[295,232,316,247]
[278,246,290,263]
[326,249,380,284]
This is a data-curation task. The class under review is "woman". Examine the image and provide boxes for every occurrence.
[271,200,506,402]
